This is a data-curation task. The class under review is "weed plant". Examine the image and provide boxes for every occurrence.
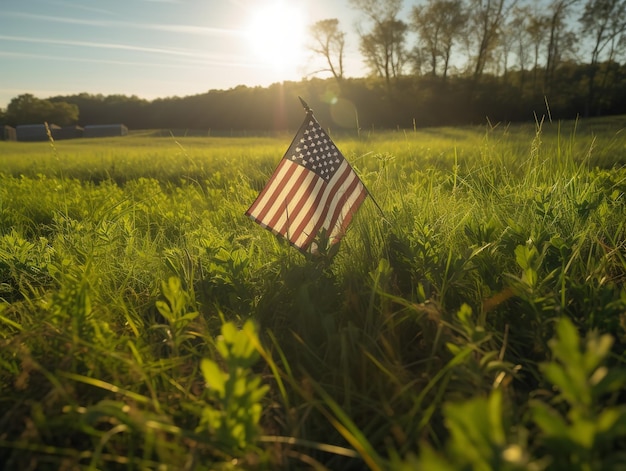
[0,116,625,469]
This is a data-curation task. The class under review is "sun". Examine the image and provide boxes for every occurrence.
[245,2,307,71]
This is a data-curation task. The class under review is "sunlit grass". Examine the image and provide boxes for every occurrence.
[1,116,625,469]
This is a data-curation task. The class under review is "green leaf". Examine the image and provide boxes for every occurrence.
[444,390,507,467]
[541,362,583,406]
[530,401,569,438]
[221,321,237,344]
[514,244,537,271]
[0,308,23,332]
[595,407,626,436]
[456,303,474,335]
[414,445,457,470]
[522,267,537,287]
[568,418,596,448]
[201,358,226,397]
[178,312,199,323]
[199,407,222,431]
[552,317,580,364]
[155,300,173,322]
[218,320,260,365]
[487,389,506,446]
[593,368,626,396]
[583,333,613,375]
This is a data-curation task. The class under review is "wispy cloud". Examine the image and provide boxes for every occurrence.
[0,38,265,72]
[4,11,243,37]
[43,0,117,17]
[0,34,212,59]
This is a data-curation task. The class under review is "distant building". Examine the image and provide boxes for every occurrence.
[83,124,128,138]
[16,123,61,142]
[54,125,84,140]
[1,125,16,141]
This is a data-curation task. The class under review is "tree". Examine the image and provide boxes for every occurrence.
[47,102,80,126]
[6,94,44,125]
[411,0,467,80]
[579,0,626,114]
[350,0,408,88]
[5,94,78,126]
[359,19,408,86]
[544,0,580,90]
[507,6,533,89]
[308,19,347,86]
[494,13,517,78]
[349,0,403,23]
[525,10,549,89]
[467,0,518,80]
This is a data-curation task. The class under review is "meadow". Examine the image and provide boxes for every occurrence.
[1,115,626,470]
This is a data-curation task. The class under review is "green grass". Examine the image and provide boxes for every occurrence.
[1,116,625,470]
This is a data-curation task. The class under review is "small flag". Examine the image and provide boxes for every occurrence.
[246,100,367,253]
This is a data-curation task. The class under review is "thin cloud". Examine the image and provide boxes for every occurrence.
[0,49,258,69]
[4,11,244,38]
[43,0,116,17]
[0,34,226,60]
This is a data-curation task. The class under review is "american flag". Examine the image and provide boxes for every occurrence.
[246,107,367,253]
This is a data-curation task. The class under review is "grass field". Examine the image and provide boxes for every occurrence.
[1,115,626,470]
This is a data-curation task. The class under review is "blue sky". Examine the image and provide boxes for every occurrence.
[0,0,364,109]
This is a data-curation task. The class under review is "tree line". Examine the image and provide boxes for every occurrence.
[309,0,626,119]
[1,0,625,132]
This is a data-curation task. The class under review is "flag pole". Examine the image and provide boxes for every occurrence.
[297,96,386,219]
[298,96,312,114]
[363,182,386,219]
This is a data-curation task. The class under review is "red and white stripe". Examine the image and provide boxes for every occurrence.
[246,158,367,252]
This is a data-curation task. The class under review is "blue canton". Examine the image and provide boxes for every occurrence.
[287,120,344,181]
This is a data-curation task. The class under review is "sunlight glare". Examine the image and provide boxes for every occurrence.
[245,2,306,71]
